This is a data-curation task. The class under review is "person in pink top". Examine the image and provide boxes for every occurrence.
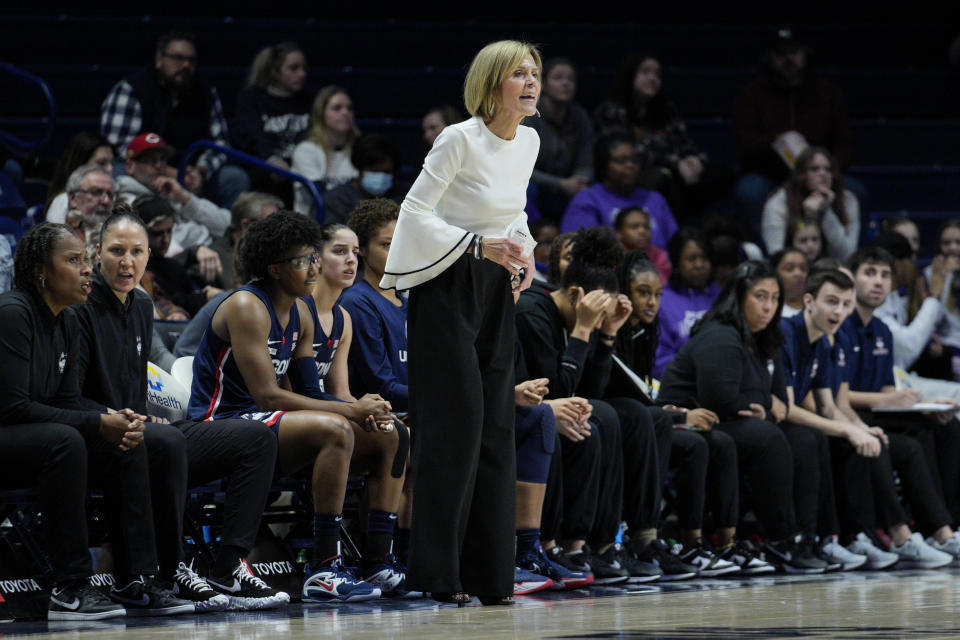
[614,206,671,282]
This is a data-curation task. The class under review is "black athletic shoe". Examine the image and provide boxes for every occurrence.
[208,560,291,610]
[763,534,828,574]
[608,543,663,583]
[110,576,195,617]
[636,539,697,581]
[172,561,229,612]
[48,580,126,621]
[565,546,629,585]
[718,539,775,575]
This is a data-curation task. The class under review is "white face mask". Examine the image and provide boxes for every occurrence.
[361,171,393,196]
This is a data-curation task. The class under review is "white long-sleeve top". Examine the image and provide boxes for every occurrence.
[874,288,944,369]
[381,116,539,291]
[291,141,357,214]
[922,266,960,350]
[761,187,860,260]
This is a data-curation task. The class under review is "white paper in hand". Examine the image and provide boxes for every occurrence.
[503,213,536,270]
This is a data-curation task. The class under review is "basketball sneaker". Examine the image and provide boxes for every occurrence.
[762,534,828,574]
[171,561,229,612]
[48,579,126,621]
[635,539,697,581]
[109,576,195,616]
[303,557,381,602]
[818,535,866,571]
[207,560,290,610]
[891,533,952,569]
[565,545,629,585]
[846,532,899,570]
[517,543,594,590]
[363,554,419,597]
[677,544,741,577]
[513,565,553,595]
[718,539,775,575]
[926,531,960,564]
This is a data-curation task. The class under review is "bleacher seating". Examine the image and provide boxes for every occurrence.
[0,17,956,255]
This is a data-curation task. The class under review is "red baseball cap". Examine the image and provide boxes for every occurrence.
[125,132,174,160]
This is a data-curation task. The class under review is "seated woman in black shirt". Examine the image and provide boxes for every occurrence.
[657,260,827,573]
[0,223,190,619]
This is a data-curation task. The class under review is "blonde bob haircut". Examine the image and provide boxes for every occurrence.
[463,40,542,121]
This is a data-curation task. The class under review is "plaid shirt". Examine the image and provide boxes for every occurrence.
[100,78,230,175]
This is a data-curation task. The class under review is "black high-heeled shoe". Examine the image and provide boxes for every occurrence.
[431,591,470,606]
[477,595,514,606]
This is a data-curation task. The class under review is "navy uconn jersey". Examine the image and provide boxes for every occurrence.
[187,282,301,421]
[303,295,343,391]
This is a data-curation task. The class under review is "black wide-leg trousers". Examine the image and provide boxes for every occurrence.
[406,255,516,597]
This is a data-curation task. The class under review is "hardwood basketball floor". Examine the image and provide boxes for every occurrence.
[5,569,960,639]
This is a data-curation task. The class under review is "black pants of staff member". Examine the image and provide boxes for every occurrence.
[540,415,605,544]
[715,417,797,540]
[779,422,839,537]
[0,423,92,586]
[145,419,279,579]
[0,423,159,584]
[856,411,956,531]
[603,398,662,536]
[671,427,740,532]
[406,255,516,597]
[831,440,909,537]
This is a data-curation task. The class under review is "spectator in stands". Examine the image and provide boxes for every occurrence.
[786,216,825,264]
[291,86,360,214]
[613,206,670,283]
[75,207,287,610]
[0,223,193,618]
[531,219,559,280]
[45,132,114,223]
[100,31,249,207]
[342,199,408,409]
[657,260,829,574]
[561,133,677,249]
[421,104,463,153]
[0,235,11,294]
[547,232,575,287]
[525,58,593,221]
[59,165,115,246]
[890,215,921,256]
[118,132,230,259]
[924,219,960,373]
[323,133,408,225]
[840,246,960,561]
[762,147,860,260]
[594,52,732,222]
[135,195,220,319]
[733,28,862,228]
[611,251,762,576]
[231,42,311,197]
[654,227,721,379]
[770,248,809,318]
[869,231,960,400]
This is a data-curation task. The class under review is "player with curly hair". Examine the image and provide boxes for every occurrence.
[186,210,404,603]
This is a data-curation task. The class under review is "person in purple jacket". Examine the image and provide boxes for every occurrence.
[654,227,721,378]
[560,133,677,250]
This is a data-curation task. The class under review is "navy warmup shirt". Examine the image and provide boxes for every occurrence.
[838,312,895,393]
[780,312,832,402]
[339,280,409,411]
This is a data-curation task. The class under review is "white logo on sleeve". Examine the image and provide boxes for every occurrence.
[58,352,67,374]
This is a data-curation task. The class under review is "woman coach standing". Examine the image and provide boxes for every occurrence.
[381,41,541,604]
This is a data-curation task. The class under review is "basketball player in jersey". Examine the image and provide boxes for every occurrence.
[187,211,406,602]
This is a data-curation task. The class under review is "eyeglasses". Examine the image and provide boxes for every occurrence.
[273,252,319,270]
[162,52,197,65]
[73,188,116,201]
